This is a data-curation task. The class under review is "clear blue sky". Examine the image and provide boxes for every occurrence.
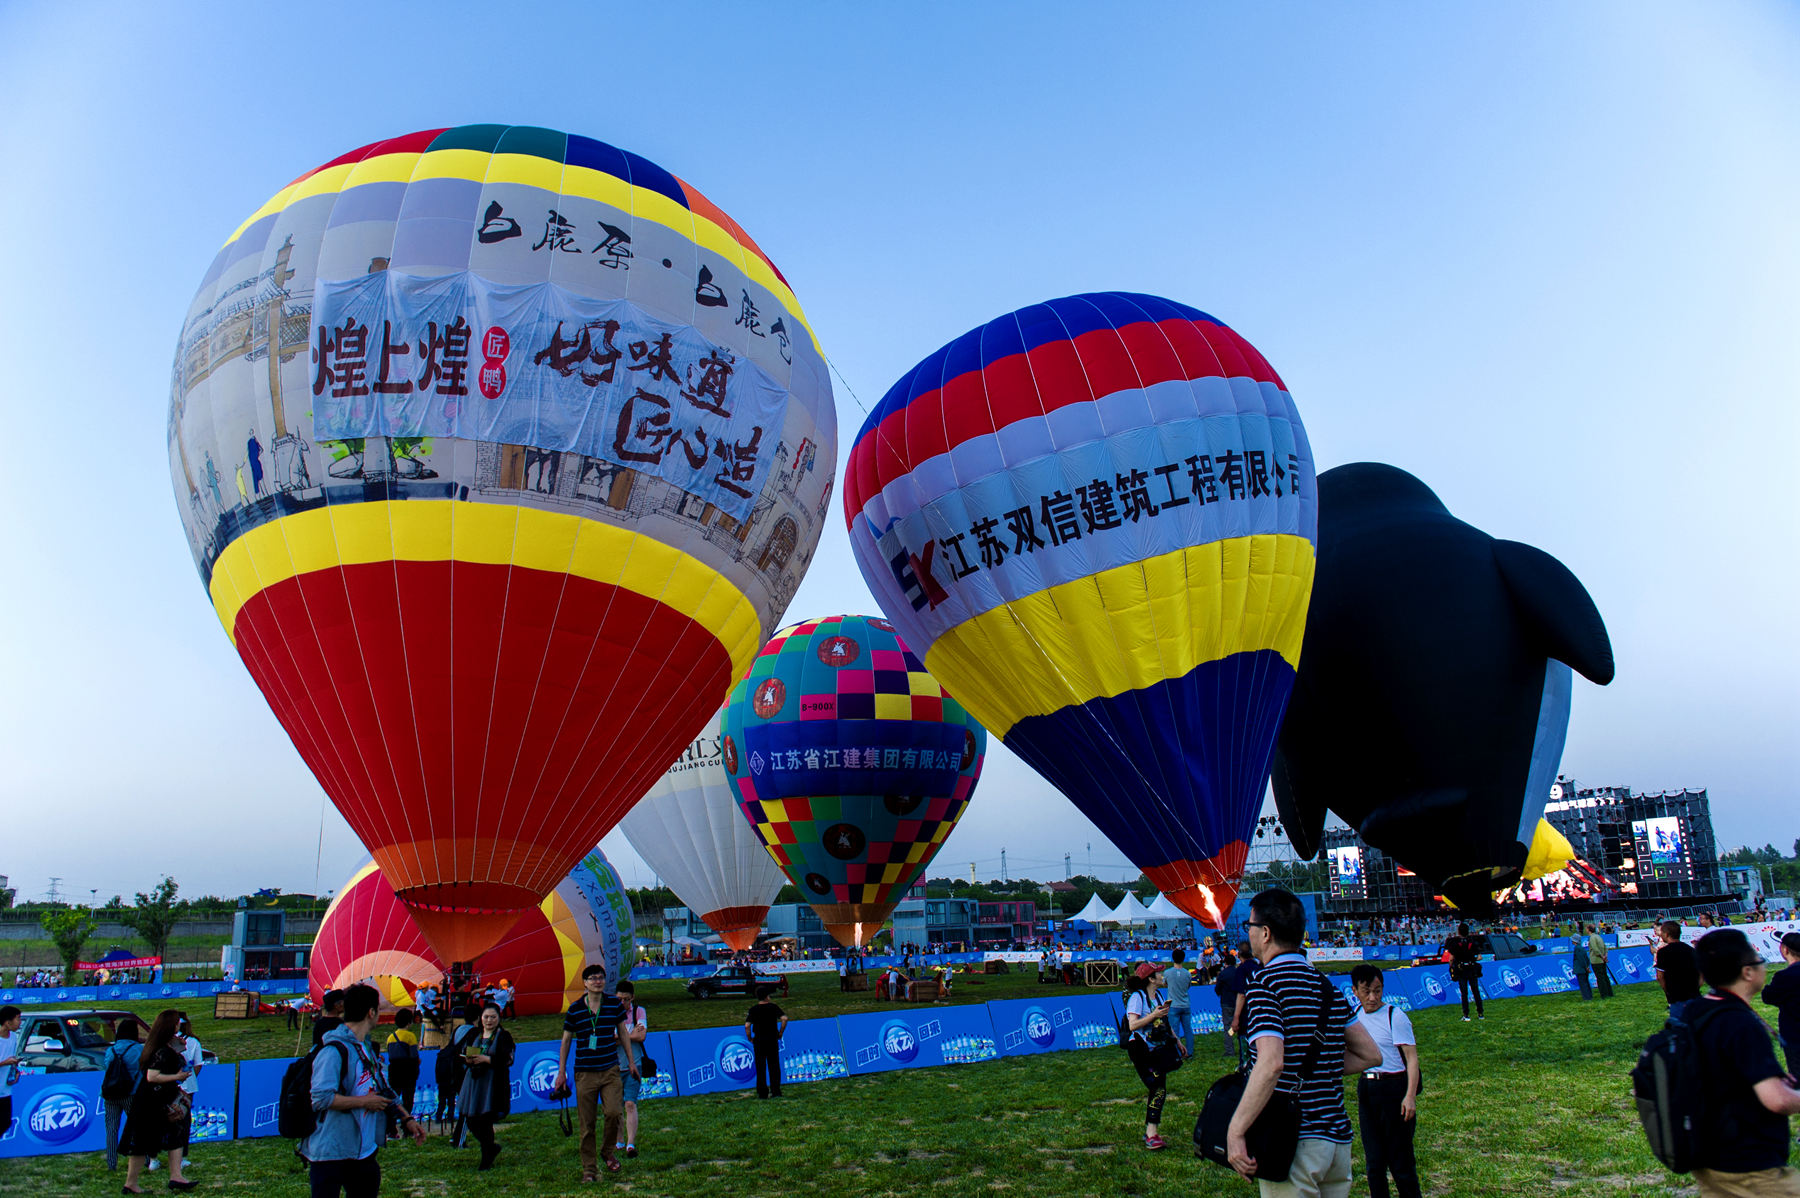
[1,3,1794,901]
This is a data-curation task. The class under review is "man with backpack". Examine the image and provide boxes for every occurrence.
[297,983,424,1198]
[1650,929,1800,1196]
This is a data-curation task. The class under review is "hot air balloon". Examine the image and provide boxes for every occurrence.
[619,706,785,951]
[310,847,634,1014]
[844,294,1315,927]
[1270,463,1614,911]
[721,615,985,947]
[166,126,835,965]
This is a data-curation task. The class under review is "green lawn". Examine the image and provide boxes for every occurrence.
[3,978,1728,1197]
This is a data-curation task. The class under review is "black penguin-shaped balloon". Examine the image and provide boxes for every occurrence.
[1272,463,1615,912]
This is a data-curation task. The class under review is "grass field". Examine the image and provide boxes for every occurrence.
[3,973,1739,1197]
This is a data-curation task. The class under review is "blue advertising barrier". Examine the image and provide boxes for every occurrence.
[0,1071,105,1158]
[236,1055,289,1139]
[667,1016,846,1096]
[985,993,1121,1057]
[838,1003,999,1074]
[0,981,302,1007]
[508,1034,677,1112]
[192,1061,236,1143]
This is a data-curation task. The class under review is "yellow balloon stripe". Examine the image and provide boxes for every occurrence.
[219,148,817,353]
[207,500,763,677]
[923,534,1316,739]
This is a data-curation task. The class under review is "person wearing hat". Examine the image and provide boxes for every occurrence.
[1122,961,1183,1150]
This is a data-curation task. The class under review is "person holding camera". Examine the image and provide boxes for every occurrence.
[300,983,425,1198]
[1123,962,1185,1150]
[1443,924,1485,1021]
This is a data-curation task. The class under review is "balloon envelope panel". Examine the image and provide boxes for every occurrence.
[310,848,633,1014]
[167,126,835,962]
[722,615,985,946]
[619,705,785,951]
[843,294,1315,926]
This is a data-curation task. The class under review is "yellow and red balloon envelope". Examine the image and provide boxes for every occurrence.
[309,848,633,1015]
[845,294,1315,925]
[167,126,835,963]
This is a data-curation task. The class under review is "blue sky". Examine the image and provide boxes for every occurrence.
[0,3,1794,901]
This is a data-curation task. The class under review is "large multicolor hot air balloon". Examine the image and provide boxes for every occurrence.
[722,615,985,947]
[619,706,785,952]
[310,847,634,1014]
[166,126,835,963]
[845,294,1315,926]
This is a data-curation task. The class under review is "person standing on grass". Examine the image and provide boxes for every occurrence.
[1762,932,1800,1076]
[122,1010,196,1193]
[1350,965,1423,1198]
[1228,889,1382,1198]
[1589,924,1614,998]
[0,1006,20,1145]
[553,963,636,1181]
[1165,948,1194,1056]
[1122,962,1178,1150]
[455,1001,515,1171]
[1656,920,1703,1011]
[1571,921,1594,1001]
[746,985,787,1098]
[1686,929,1800,1198]
[175,1017,203,1162]
[101,1016,144,1171]
[1443,924,1485,1021]
[300,983,426,1198]
[383,1009,421,1120]
[616,980,648,1158]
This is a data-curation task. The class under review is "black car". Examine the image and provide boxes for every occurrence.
[684,965,788,1000]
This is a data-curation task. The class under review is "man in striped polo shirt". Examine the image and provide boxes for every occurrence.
[1228,889,1382,1197]
[553,964,638,1180]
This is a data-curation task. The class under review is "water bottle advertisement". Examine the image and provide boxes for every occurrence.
[985,994,1123,1058]
[837,1003,1000,1075]
[666,1017,847,1097]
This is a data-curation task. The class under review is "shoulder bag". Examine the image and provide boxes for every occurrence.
[1194,972,1335,1182]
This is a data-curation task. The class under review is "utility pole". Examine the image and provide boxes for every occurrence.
[1001,849,1007,884]
[1064,852,1072,880]
[969,863,976,885]
[1086,844,1092,878]
[46,877,63,904]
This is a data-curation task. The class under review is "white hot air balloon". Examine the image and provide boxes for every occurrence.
[620,709,785,951]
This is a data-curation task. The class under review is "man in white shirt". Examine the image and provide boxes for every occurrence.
[0,1005,23,1139]
[1349,965,1422,1198]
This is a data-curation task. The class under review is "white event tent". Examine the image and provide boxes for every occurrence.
[1143,893,1190,921]
[1072,892,1118,924]
[1109,892,1155,924]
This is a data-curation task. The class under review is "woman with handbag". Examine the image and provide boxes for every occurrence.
[121,1010,197,1193]
[1123,962,1185,1151]
[455,1002,516,1171]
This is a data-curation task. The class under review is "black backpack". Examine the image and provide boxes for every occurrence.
[1631,998,1724,1173]
[278,1041,351,1139]
[100,1044,135,1102]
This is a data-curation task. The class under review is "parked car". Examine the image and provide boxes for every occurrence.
[14,1010,218,1075]
[685,965,788,1000]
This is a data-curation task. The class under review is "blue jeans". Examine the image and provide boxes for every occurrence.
[1168,1007,1192,1055]
[1575,965,1593,1000]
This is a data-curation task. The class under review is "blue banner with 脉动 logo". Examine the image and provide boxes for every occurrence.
[507,1034,676,1113]
[667,1016,846,1096]
[236,1056,290,1139]
[0,1071,105,1158]
[837,1003,998,1075]
[191,1062,236,1143]
[985,993,1122,1057]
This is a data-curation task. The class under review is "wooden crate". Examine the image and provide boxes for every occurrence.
[213,991,259,1020]
[900,979,943,1002]
[843,971,870,992]
[983,959,1010,974]
[1082,960,1121,988]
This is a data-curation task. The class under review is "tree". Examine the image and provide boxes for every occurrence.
[40,908,98,984]
[122,876,183,964]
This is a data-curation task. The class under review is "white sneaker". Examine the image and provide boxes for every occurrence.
[1461,1016,1471,1022]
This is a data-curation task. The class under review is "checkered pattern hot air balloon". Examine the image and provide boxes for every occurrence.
[844,294,1315,926]
[722,615,985,947]
[166,126,834,965]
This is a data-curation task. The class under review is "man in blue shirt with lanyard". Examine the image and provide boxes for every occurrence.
[553,963,638,1181]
